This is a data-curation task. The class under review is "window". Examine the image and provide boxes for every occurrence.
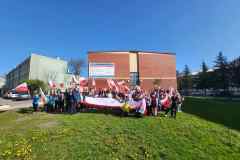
[130,72,140,86]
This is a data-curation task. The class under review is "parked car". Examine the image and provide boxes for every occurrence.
[3,90,31,101]
[3,90,19,99]
[15,93,31,101]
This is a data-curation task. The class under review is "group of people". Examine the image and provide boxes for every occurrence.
[32,85,184,118]
[32,88,83,114]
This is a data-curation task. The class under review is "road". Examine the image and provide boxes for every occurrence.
[0,98,32,111]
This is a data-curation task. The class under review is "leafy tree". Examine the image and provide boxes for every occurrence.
[176,70,183,91]
[228,56,240,87]
[213,52,229,95]
[197,61,209,96]
[181,65,192,95]
[22,79,47,96]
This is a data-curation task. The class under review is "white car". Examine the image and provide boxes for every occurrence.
[7,91,19,99]
[15,93,31,101]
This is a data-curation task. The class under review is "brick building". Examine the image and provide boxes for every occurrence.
[88,51,176,90]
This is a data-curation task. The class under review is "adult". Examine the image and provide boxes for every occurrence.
[73,88,81,112]
[150,88,159,116]
[131,86,146,117]
[170,91,178,118]
[58,92,65,113]
[69,89,76,114]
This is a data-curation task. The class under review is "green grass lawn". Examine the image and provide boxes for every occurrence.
[0,98,240,160]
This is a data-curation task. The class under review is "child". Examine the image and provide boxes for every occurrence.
[32,94,40,112]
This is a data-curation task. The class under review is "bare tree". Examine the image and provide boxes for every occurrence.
[68,58,85,80]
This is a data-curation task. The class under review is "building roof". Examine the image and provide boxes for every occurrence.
[88,50,176,56]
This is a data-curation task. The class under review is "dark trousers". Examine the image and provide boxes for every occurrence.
[55,101,60,112]
[165,105,177,118]
[69,101,76,113]
[59,101,64,112]
[171,106,177,118]
[33,103,38,112]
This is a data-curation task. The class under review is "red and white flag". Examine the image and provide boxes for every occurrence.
[48,80,56,88]
[117,80,130,93]
[39,88,46,104]
[117,80,125,86]
[15,82,29,92]
[92,78,96,86]
[72,75,78,84]
[79,77,88,86]
[107,79,119,92]
[60,83,64,88]
[123,85,130,92]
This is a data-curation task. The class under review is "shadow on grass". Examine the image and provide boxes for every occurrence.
[17,107,34,114]
[16,105,142,119]
[183,97,240,131]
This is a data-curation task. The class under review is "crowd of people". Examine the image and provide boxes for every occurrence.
[32,85,184,118]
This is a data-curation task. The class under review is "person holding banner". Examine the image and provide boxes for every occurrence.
[131,86,146,117]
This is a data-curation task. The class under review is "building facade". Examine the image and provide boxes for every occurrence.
[88,51,177,90]
[6,53,71,90]
[0,76,6,96]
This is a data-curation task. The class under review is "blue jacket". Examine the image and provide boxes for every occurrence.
[32,95,39,105]
[73,90,81,103]
[47,95,55,106]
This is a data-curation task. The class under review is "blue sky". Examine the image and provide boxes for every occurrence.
[0,0,240,76]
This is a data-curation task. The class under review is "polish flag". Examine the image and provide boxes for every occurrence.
[48,81,56,88]
[15,82,29,93]
[107,79,119,92]
[60,83,64,88]
[116,80,130,93]
[92,78,96,86]
[161,94,171,109]
[123,85,130,92]
[79,77,88,86]
[117,80,125,86]
[39,88,46,104]
[72,75,78,84]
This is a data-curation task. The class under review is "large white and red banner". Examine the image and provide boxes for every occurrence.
[84,96,124,108]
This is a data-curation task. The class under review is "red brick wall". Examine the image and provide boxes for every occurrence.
[138,52,177,90]
[88,52,177,90]
[88,52,130,89]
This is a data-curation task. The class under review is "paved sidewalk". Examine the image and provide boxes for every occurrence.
[0,98,32,111]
